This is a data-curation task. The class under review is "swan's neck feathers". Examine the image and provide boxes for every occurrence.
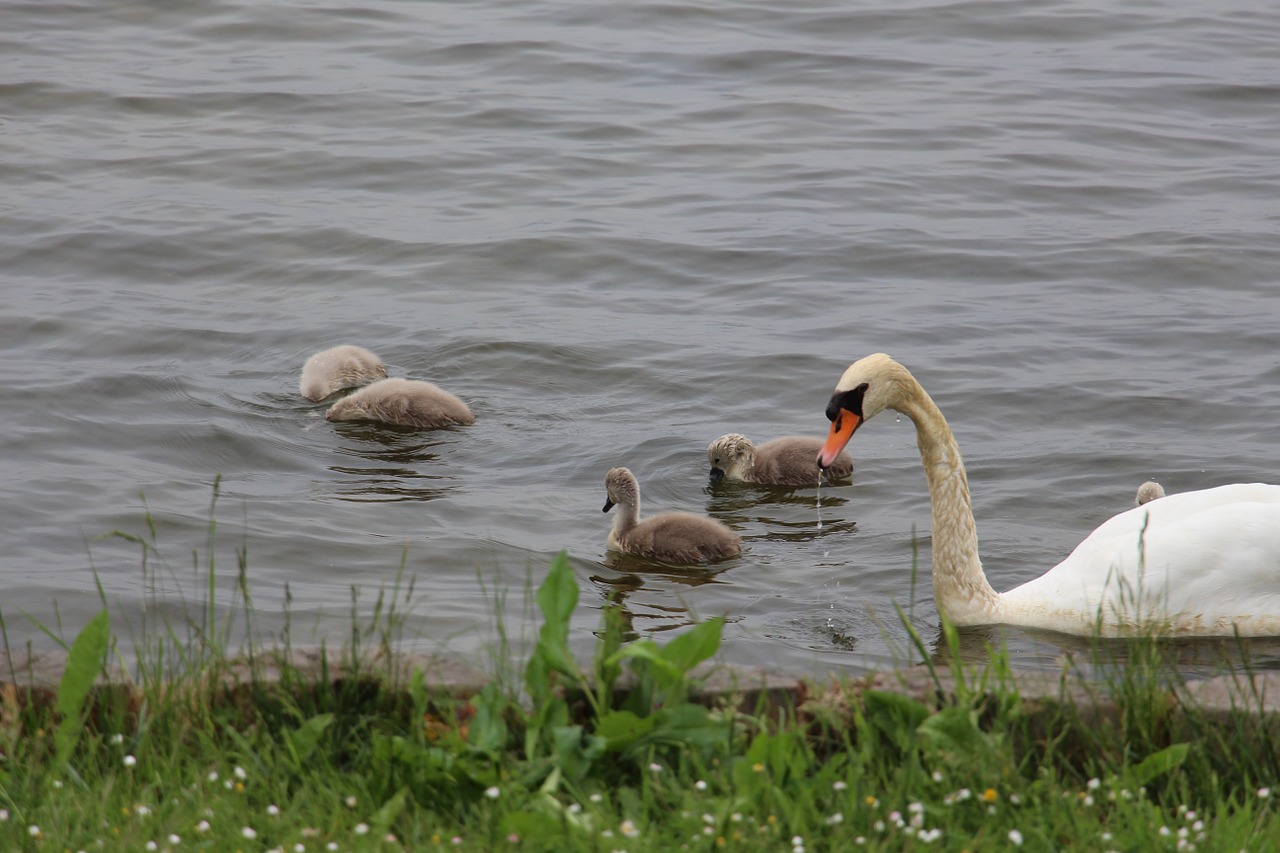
[608,498,639,548]
[897,385,1000,625]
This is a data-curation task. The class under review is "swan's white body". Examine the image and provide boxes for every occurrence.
[818,353,1280,637]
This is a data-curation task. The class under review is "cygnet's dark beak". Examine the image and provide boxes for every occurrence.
[602,498,615,513]
[709,467,725,483]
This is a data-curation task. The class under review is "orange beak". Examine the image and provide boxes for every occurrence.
[818,409,861,469]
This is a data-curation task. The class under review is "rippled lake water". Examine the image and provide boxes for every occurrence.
[4,0,1280,677]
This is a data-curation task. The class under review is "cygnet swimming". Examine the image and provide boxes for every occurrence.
[299,345,387,401]
[602,467,741,564]
[707,433,853,485]
[1135,480,1166,506]
[325,377,475,429]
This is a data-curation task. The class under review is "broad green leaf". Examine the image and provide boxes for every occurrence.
[658,617,723,673]
[595,710,655,752]
[285,713,334,765]
[1127,742,1190,788]
[53,610,110,771]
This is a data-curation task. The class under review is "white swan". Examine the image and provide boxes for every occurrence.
[300,345,387,401]
[707,433,853,485]
[816,353,1280,637]
[603,467,741,564]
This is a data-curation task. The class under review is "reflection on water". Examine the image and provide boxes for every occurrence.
[326,423,459,502]
[927,624,1280,682]
[590,558,733,638]
[707,483,857,542]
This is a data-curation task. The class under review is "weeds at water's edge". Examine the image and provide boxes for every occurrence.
[3,495,1280,849]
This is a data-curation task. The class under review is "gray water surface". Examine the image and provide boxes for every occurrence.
[4,0,1280,677]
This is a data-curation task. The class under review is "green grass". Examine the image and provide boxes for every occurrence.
[4,492,1280,852]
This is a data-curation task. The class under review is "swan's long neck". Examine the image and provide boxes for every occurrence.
[610,496,640,540]
[895,381,1000,625]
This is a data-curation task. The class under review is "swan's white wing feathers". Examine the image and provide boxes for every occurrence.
[1000,484,1280,635]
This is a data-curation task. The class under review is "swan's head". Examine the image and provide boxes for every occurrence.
[818,353,913,468]
[603,467,639,513]
[707,433,756,483]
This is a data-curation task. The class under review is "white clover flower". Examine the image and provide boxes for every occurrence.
[0,809,8,821]
[1088,777,1101,790]
[702,814,715,825]
[354,823,369,835]
[649,762,662,773]
[590,793,604,803]
[1159,826,1172,837]
[345,795,358,808]
[124,755,137,768]
[136,805,151,817]
[620,819,640,838]
[1261,787,1273,799]
[919,828,942,843]
[195,820,211,833]
[825,813,844,826]
[485,786,501,800]
[568,803,582,815]
[145,841,157,851]
[267,804,280,816]
[208,771,219,782]
[695,780,708,791]
[329,843,341,852]
[28,825,41,837]
[931,770,943,783]
[167,836,180,845]
[243,827,258,840]
[294,844,306,853]
[833,780,848,791]
[52,780,63,789]
[234,766,247,780]
[1008,829,1024,846]
[111,733,125,745]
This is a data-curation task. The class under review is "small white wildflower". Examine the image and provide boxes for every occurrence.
[1088,777,1101,790]
[354,823,369,836]
[1159,826,1172,837]
[908,802,924,814]
[873,820,885,833]
[590,793,604,803]
[52,779,63,789]
[1101,832,1113,842]
[267,804,281,816]
[146,842,158,852]
[620,819,640,838]
[792,836,804,846]
[568,803,582,814]
[1185,810,1197,822]
[294,845,306,853]
[485,786,501,800]
[28,825,41,837]
[234,766,247,780]
[731,813,742,823]
[224,780,233,790]
[124,755,137,768]
[243,827,258,840]
[386,834,398,844]
[695,780,708,791]
[136,805,151,817]
[649,762,662,773]
[111,733,125,745]
[1193,820,1204,832]
[931,770,943,783]
[0,809,8,821]
[702,814,716,825]
[167,836,180,845]
[919,828,942,843]
[1261,787,1273,799]
[345,794,358,808]
[196,820,211,833]
[207,771,218,783]
[833,780,848,791]
[702,826,714,837]
[1008,829,1024,846]
[825,813,844,826]
[328,843,340,852]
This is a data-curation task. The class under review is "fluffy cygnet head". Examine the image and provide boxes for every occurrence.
[603,466,640,512]
[1136,480,1166,506]
[300,345,387,401]
[707,433,756,483]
